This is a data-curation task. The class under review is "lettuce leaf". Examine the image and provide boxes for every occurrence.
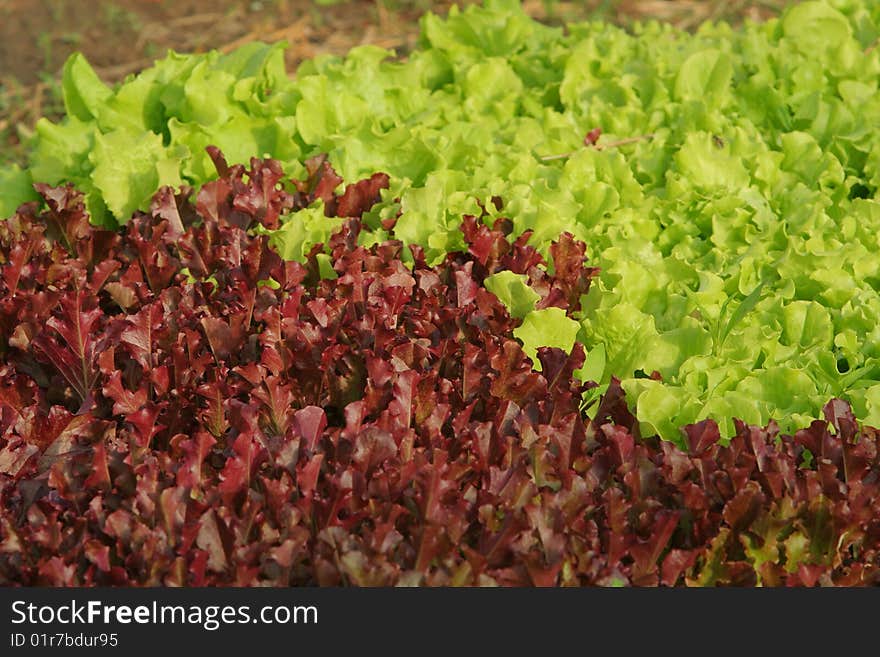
[6,0,880,439]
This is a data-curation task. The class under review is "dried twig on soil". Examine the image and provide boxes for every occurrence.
[539,133,655,161]
[220,16,310,54]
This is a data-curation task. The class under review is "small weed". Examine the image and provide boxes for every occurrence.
[101,4,142,32]
[46,0,66,23]
[36,32,54,71]
[60,32,82,46]
[36,72,65,120]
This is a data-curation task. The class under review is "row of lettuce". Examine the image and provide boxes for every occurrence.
[1,156,878,585]
[2,1,880,441]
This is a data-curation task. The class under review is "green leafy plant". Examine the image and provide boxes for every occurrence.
[5,0,880,443]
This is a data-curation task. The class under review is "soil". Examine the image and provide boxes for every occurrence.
[0,0,451,85]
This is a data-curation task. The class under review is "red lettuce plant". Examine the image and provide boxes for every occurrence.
[1,151,878,586]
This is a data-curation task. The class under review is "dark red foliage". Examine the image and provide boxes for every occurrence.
[1,152,879,586]
[584,128,602,146]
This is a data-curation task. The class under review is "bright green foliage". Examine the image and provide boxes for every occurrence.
[0,165,39,217]
[484,271,541,319]
[262,202,345,262]
[18,43,302,225]
[513,307,581,367]
[6,0,880,444]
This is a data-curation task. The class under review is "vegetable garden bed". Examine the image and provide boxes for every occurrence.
[2,0,880,585]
